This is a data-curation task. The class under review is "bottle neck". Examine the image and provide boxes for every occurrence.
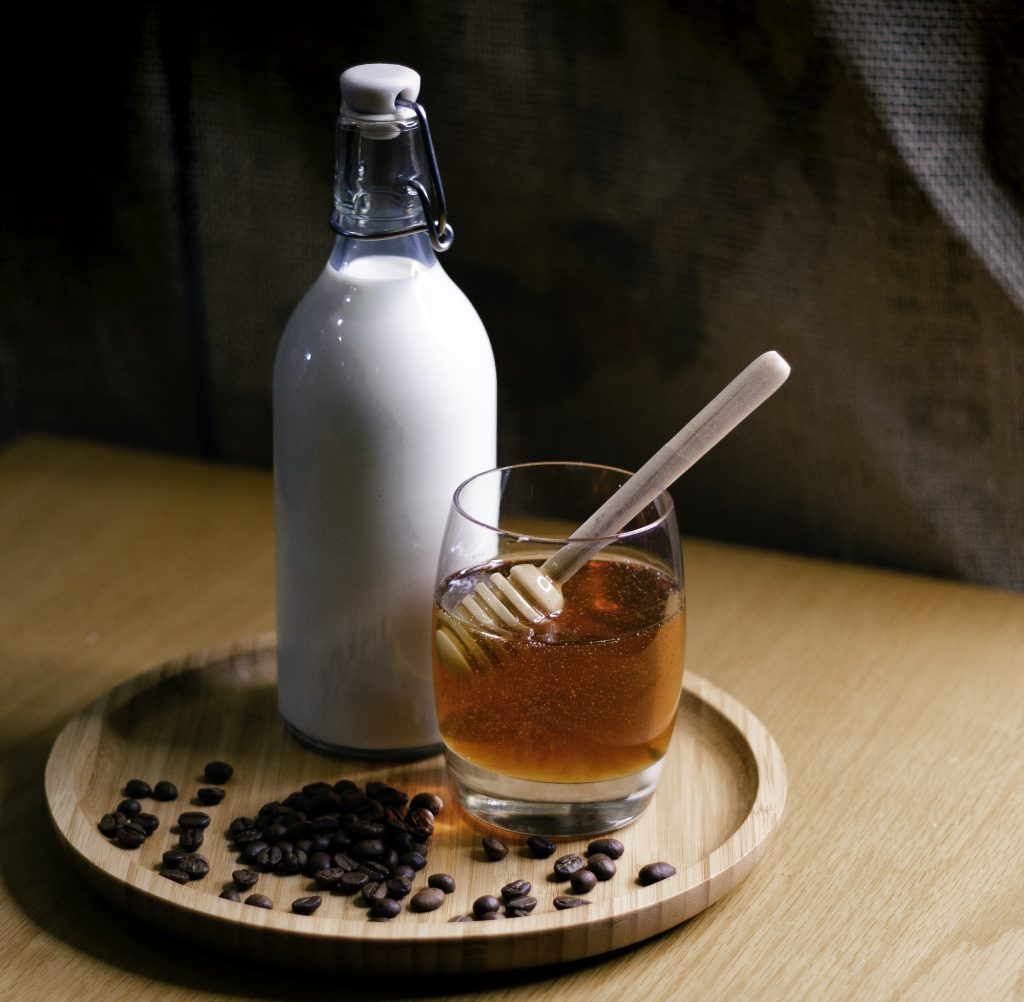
[333,110,430,241]
[328,230,436,272]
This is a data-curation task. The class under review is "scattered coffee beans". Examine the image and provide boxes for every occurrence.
[125,779,152,799]
[481,836,508,861]
[115,822,147,849]
[159,868,190,884]
[428,873,456,894]
[153,780,178,801]
[473,894,500,918]
[245,893,273,909]
[220,888,241,902]
[409,792,444,814]
[178,811,211,829]
[117,798,142,817]
[587,837,625,860]
[554,895,591,909]
[178,853,210,880]
[587,854,617,881]
[196,787,225,806]
[526,835,557,858]
[553,853,585,879]
[178,827,204,851]
[570,869,598,894]
[370,897,401,919]
[409,887,446,913]
[291,895,322,915]
[501,879,531,901]
[504,895,538,917]
[204,761,234,784]
[134,813,160,835]
[638,861,676,885]
[232,868,259,890]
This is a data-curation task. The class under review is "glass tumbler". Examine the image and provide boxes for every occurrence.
[431,461,685,836]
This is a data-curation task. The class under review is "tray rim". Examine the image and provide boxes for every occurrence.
[45,638,787,969]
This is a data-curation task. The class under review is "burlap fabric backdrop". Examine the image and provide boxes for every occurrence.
[2,1,1021,590]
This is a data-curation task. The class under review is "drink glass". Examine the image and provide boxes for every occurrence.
[431,461,685,836]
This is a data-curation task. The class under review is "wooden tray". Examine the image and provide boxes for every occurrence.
[45,639,786,974]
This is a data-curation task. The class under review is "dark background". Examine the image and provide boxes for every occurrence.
[2,1,1022,590]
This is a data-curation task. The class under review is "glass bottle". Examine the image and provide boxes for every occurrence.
[273,64,497,756]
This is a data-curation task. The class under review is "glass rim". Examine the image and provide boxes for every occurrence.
[452,460,677,545]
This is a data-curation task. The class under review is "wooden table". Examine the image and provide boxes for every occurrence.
[2,435,1022,1000]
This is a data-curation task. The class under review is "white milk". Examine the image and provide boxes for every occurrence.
[273,244,497,754]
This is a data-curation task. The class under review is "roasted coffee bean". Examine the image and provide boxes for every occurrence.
[385,876,412,900]
[361,880,388,904]
[178,854,210,880]
[350,838,385,861]
[475,911,503,921]
[291,895,322,916]
[337,870,370,895]
[262,822,289,843]
[587,853,616,880]
[162,847,189,867]
[233,826,265,847]
[178,811,211,829]
[365,781,407,807]
[311,815,340,835]
[159,868,190,884]
[275,849,308,875]
[359,860,390,881]
[115,822,147,849]
[398,850,426,871]
[587,837,625,860]
[409,792,444,814]
[527,835,557,858]
[504,895,538,917]
[282,820,312,843]
[570,869,598,893]
[232,868,259,890]
[134,813,160,835]
[98,813,122,838]
[381,848,399,871]
[405,807,435,838]
[117,798,142,818]
[501,879,531,901]
[369,897,401,919]
[239,840,268,864]
[204,761,234,784]
[196,786,225,806]
[219,888,241,901]
[328,831,353,853]
[255,845,283,871]
[554,895,592,909]
[428,873,456,894]
[331,852,360,873]
[449,914,473,922]
[409,887,446,913]
[245,893,273,909]
[390,864,416,882]
[346,819,385,840]
[178,827,204,851]
[153,780,178,801]
[473,894,500,918]
[313,867,346,890]
[124,779,152,799]
[638,861,676,885]
[482,836,508,861]
[309,834,331,852]
[306,851,332,875]
[552,853,585,879]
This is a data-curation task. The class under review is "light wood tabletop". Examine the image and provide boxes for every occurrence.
[2,435,1022,1000]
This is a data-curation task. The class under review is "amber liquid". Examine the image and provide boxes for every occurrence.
[432,554,685,784]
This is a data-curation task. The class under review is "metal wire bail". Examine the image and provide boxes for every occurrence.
[396,98,453,253]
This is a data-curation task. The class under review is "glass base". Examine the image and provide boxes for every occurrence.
[284,722,441,761]
[444,748,664,837]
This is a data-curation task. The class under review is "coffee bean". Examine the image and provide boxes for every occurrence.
[449,914,472,922]
[262,822,289,843]
[178,827,204,851]
[351,838,385,861]
[233,827,265,847]
[475,911,503,921]
[369,897,401,919]
[638,861,676,885]
[245,893,273,909]
[115,822,147,849]
[196,787,225,806]
[527,835,557,858]
[117,798,142,818]
[239,840,268,864]
[365,781,407,807]
[162,847,188,867]
[504,895,538,917]
[153,781,178,801]
[428,873,456,894]
[124,779,152,799]
[570,869,598,893]
[291,895,322,916]
[385,875,412,900]
[178,811,211,829]
[134,813,160,835]
[390,864,415,882]
[587,837,625,860]
[331,853,360,873]
[346,820,385,840]
[220,888,241,901]
[409,792,444,814]
[232,868,259,890]
[587,853,616,880]
[554,895,592,909]
[361,880,388,904]
[337,870,369,894]
[472,895,500,918]
[204,761,234,784]
[159,868,190,884]
[359,860,390,881]
[397,851,426,871]
[178,853,210,880]
[501,879,531,901]
[482,836,508,861]
[552,853,585,879]
[255,845,283,871]
[313,867,346,890]
[409,887,445,913]
[98,813,121,838]
[405,807,435,838]
[275,848,308,875]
